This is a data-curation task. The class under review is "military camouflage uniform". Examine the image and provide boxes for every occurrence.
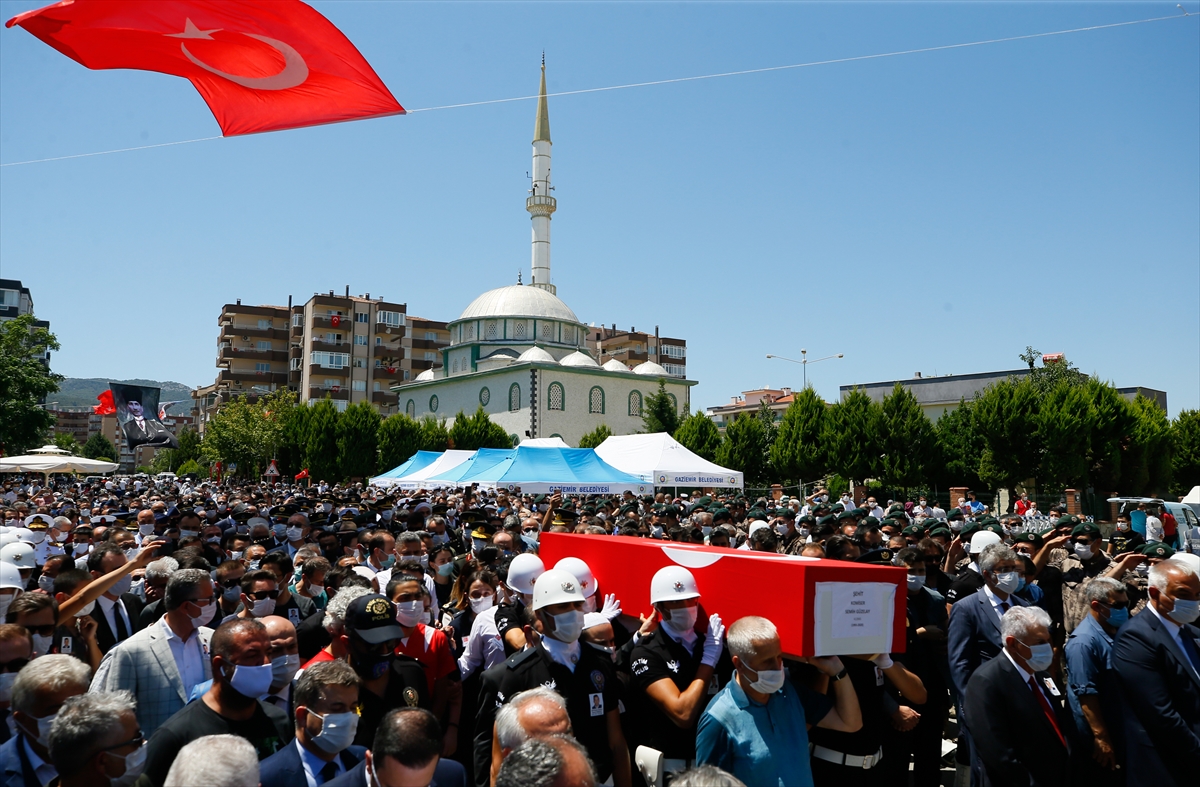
[1116,567,1150,617]
[1058,552,1113,633]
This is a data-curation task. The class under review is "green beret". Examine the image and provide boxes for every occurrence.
[960,521,981,538]
[850,508,868,518]
[712,508,731,522]
[1011,531,1044,546]
[836,510,857,521]
[947,510,965,522]
[1071,522,1101,539]
[1054,516,1076,529]
[830,503,845,513]
[902,524,925,537]
[1139,542,1175,559]
[747,508,769,522]
[887,503,905,515]
[856,548,894,565]
[861,516,881,528]
[928,526,952,538]
[619,503,638,515]
[817,514,837,527]
[982,523,1005,536]
[775,507,795,518]
[797,514,816,526]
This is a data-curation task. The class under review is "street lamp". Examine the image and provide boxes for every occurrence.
[766,350,844,389]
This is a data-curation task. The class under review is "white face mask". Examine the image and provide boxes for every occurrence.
[774,522,789,537]
[1020,641,1054,673]
[309,709,360,755]
[31,634,54,657]
[661,605,699,637]
[37,574,55,593]
[548,609,584,643]
[138,523,155,535]
[286,527,305,542]
[993,571,1021,595]
[22,711,57,748]
[1073,542,1095,560]
[250,597,276,617]
[906,575,925,593]
[186,599,214,623]
[107,742,148,787]
[76,598,96,617]
[742,664,786,694]
[469,594,495,614]
[28,530,47,545]
[394,600,424,628]
[226,662,274,699]
[271,653,301,687]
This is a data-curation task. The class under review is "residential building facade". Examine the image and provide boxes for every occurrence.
[587,325,687,378]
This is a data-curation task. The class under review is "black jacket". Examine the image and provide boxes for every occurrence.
[94,592,146,655]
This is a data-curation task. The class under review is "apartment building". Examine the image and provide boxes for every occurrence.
[1,278,51,366]
[587,324,687,378]
[706,387,796,432]
[47,406,92,446]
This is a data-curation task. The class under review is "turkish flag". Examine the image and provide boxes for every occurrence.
[7,0,404,136]
[92,389,116,415]
[295,468,309,480]
[330,315,342,327]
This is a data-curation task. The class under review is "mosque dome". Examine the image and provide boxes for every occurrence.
[457,285,580,323]
[560,351,600,368]
[415,369,437,381]
[518,346,557,364]
[632,361,669,376]
[602,359,630,372]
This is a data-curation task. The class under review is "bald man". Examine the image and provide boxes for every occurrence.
[492,687,573,784]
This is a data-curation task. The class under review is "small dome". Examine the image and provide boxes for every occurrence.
[480,348,520,361]
[415,369,437,381]
[457,285,580,323]
[633,361,669,376]
[560,351,600,368]
[602,359,629,372]
[518,346,557,364]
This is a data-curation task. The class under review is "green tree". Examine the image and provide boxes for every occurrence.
[1128,394,1172,496]
[0,314,63,455]
[822,389,884,484]
[1172,409,1200,495]
[280,402,311,477]
[176,459,205,478]
[1087,380,1137,495]
[578,424,614,449]
[879,383,937,491]
[1021,346,1089,395]
[642,380,680,435]
[674,411,721,461]
[419,416,450,452]
[933,398,985,491]
[770,388,826,484]
[173,427,203,467]
[1035,381,1095,488]
[338,402,382,480]
[716,412,770,484]
[53,433,81,453]
[449,407,511,451]
[81,432,117,461]
[304,398,343,482]
[202,389,294,477]
[974,376,1041,493]
[378,413,424,470]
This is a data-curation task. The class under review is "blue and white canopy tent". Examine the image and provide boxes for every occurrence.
[389,450,476,490]
[369,450,441,487]
[459,446,651,494]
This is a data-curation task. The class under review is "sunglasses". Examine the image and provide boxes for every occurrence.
[247,589,280,601]
[100,732,145,752]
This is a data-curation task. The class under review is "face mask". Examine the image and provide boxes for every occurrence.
[919,501,927,507]
[906,575,924,593]
[395,600,424,627]
[28,530,47,545]
[548,609,584,643]
[250,597,276,617]
[1167,597,1200,625]
[309,709,360,755]
[661,605,699,637]
[951,523,963,532]
[0,592,18,621]
[376,553,395,570]
[138,523,155,536]
[1116,523,1130,532]
[31,633,53,657]
[222,585,242,604]
[431,532,448,546]
[226,662,274,699]
[180,529,198,539]
[271,653,301,687]
[352,649,393,681]
[73,597,96,617]
[322,503,333,512]
[471,537,488,553]
[37,574,55,593]
[469,594,495,614]
[206,536,221,544]
[993,571,1020,595]
[436,562,454,577]
[186,599,214,623]
[1105,605,1129,627]
[797,527,809,538]
[73,543,90,556]
[54,532,69,543]
[1016,578,1028,592]
[743,665,786,694]
[24,711,57,747]
[272,524,287,537]
[1021,641,1054,672]
[774,522,789,537]
[286,527,305,542]
[0,672,16,704]
[1073,542,1095,560]
[247,560,261,571]
[110,574,133,597]
[1135,564,1150,577]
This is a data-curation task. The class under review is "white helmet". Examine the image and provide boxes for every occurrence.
[554,557,596,599]
[1169,553,1200,575]
[0,543,36,570]
[969,531,1002,555]
[0,533,17,548]
[11,528,34,545]
[0,561,24,592]
[532,568,585,611]
[506,554,546,595]
[650,565,701,605]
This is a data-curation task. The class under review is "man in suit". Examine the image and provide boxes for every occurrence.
[948,542,1028,786]
[965,605,1075,786]
[90,568,216,736]
[259,660,366,787]
[1112,558,1200,786]
[325,707,467,787]
[87,544,146,655]
[120,400,177,449]
[1,655,91,787]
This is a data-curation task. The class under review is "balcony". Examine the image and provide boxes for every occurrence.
[526,194,557,215]
[373,343,404,358]
[218,347,288,364]
[220,324,289,341]
[372,391,398,405]
[609,349,647,364]
[407,337,447,351]
[311,338,349,351]
[218,370,288,386]
[373,364,404,379]
[309,386,349,401]
[307,363,349,377]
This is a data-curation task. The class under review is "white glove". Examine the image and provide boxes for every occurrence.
[871,653,894,670]
[701,613,725,667]
[600,593,622,622]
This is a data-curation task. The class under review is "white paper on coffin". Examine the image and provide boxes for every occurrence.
[813,581,896,657]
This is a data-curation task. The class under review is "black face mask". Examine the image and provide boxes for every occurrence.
[350,641,393,680]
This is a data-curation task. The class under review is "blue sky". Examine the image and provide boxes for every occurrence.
[1,1,1197,417]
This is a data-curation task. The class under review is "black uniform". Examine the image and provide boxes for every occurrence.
[353,654,431,747]
[944,567,985,604]
[808,657,890,787]
[627,627,731,762]
[474,644,622,787]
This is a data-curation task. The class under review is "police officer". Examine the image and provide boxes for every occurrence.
[627,566,728,780]
[473,567,631,787]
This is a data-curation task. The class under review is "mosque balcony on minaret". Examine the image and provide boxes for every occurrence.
[526,193,557,217]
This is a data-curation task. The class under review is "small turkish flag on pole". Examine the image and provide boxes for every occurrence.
[7,0,404,136]
[295,468,309,480]
[92,389,116,415]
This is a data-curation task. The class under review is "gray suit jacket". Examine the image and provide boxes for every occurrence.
[91,618,214,736]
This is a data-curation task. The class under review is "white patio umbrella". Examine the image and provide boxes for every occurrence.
[0,451,118,474]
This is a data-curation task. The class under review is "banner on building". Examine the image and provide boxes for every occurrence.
[109,382,180,451]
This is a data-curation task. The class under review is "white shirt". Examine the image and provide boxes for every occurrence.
[541,636,581,672]
[295,737,341,787]
[97,594,133,641]
[159,616,207,696]
[982,584,1013,622]
[1001,647,1057,707]
[458,605,506,677]
[1148,603,1200,680]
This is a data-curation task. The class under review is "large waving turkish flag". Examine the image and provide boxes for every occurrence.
[7,0,404,136]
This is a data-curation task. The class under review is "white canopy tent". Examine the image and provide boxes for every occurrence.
[519,437,570,448]
[0,445,118,475]
[594,433,743,489]
[390,450,476,489]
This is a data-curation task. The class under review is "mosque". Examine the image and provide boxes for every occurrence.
[392,64,695,447]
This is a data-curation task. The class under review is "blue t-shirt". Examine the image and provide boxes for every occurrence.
[1064,613,1119,744]
[696,673,831,787]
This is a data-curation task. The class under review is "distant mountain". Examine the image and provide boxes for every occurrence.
[54,378,194,408]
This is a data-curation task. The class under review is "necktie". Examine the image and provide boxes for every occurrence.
[1028,676,1067,748]
[114,602,129,641]
[1180,631,1200,678]
[1000,601,1010,613]
[319,761,339,784]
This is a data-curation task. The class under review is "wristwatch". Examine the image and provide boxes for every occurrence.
[831,668,848,682]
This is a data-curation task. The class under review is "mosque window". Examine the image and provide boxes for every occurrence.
[429,395,439,412]
[510,434,520,447]
[514,321,526,339]
[541,322,554,341]
[466,323,475,340]
[550,433,563,440]
[589,386,605,415]
[509,383,521,412]
[548,382,565,411]
[452,358,459,373]
[667,393,678,411]
[563,326,575,344]
[628,390,642,417]
[406,400,415,417]
[479,387,490,406]
[486,321,498,340]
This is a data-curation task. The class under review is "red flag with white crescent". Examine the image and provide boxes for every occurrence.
[7,0,404,136]
[92,389,116,415]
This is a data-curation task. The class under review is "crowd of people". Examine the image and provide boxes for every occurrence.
[0,474,1197,787]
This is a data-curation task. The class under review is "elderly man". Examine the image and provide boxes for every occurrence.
[1064,576,1127,784]
[495,736,594,787]
[696,616,861,787]
[91,568,216,736]
[324,707,467,787]
[1112,558,1200,786]
[87,544,146,655]
[163,734,260,787]
[135,557,179,628]
[1,654,92,787]
[258,661,366,787]
[263,615,301,712]
[964,606,1074,786]
[47,690,145,787]
[143,618,292,786]
[492,687,572,784]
